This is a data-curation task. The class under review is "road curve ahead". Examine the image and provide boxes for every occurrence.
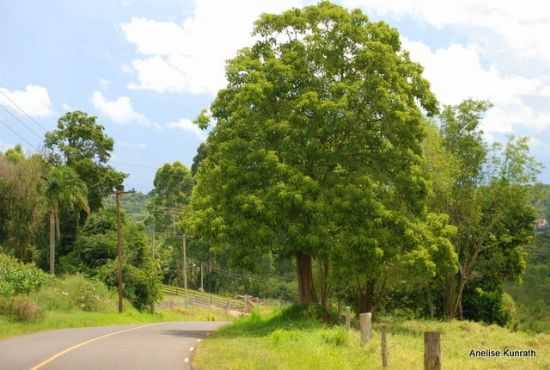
[0,321,227,370]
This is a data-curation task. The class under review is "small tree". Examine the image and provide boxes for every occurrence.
[45,166,89,275]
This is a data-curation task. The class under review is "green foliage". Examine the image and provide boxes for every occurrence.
[44,110,126,211]
[63,207,161,310]
[463,285,515,327]
[189,0,439,305]
[0,151,47,262]
[0,253,50,297]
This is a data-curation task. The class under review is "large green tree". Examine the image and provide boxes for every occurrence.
[45,111,125,212]
[188,2,437,304]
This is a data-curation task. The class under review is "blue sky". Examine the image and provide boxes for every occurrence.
[2,0,550,191]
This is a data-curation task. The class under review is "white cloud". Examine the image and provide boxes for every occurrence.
[91,91,152,126]
[0,85,52,117]
[343,0,550,65]
[403,39,550,133]
[167,118,206,140]
[122,0,304,95]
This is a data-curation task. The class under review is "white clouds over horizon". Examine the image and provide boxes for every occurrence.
[0,85,52,117]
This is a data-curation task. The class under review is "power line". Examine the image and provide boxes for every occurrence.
[0,117,40,151]
[0,90,48,134]
[0,103,44,142]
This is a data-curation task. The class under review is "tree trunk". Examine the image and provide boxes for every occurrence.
[49,210,56,275]
[296,253,317,304]
[445,274,458,319]
[319,257,330,309]
[55,206,61,242]
[358,281,376,314]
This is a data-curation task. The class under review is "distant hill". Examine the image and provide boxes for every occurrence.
[103,192,150,223]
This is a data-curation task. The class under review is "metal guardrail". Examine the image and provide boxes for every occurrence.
[161,285,246,311]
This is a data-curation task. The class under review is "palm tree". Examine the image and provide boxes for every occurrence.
[45,166,90,275]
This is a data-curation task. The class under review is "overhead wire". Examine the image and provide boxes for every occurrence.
[0,103,44,143]
[0,89,48,134]
[0,117,40,151]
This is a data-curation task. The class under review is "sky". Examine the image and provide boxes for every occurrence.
[1,0,550,192]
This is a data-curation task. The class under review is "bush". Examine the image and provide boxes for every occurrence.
[463,286,515,326]
[0,253,49,297]
[8,296,44,322]
[279,304,339,324]
[35,274,116,312]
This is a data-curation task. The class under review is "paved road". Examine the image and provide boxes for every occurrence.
[0,321,227,370]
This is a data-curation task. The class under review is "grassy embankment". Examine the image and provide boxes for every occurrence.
[0,275,234,340]
[194,306,550,370]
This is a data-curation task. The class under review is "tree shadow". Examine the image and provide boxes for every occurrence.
[159,329,210,338]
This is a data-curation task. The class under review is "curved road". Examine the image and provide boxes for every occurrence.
[0,321,227,370]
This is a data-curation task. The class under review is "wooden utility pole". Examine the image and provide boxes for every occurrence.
[200,263,204,291]
[182,235,187,290]
[114,185,135,313]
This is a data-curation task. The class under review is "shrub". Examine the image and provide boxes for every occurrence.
[35,274,116,312]
[0,253,49,297]
[8,296,43,322]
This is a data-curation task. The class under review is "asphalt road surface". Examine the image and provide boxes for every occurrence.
[0,321,227,370]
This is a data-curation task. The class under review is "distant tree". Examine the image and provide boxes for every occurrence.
[0,148,47,262]
[45,111,126,211]
[147,161,194,233]
[3,144,25,163]
[438,100,540,320]
[188,2,437,304]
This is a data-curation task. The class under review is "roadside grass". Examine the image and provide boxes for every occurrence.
[0,276,236,340]
[194,306,550,370]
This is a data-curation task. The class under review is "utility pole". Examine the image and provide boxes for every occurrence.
[114,184,135,313]
[182,235,187,290]
[200,263,204,292]
[152,220,156,259]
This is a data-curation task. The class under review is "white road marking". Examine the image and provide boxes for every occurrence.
[189,346,194,351]
[184,358,189,363]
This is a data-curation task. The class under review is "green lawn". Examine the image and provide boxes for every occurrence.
[194,308,550,370]
[0,305,234,340]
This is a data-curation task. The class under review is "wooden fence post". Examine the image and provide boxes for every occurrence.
[344,306,352,330]
[360,312,372,345]
[424,332,441,370]
[381,325,388,368]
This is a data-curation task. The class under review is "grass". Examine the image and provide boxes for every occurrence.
[0,275,237,340]
[194,306,550,370]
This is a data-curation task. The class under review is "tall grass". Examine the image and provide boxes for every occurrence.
[194,305,550,370]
